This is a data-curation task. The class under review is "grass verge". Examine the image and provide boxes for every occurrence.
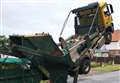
[91,62,120,73]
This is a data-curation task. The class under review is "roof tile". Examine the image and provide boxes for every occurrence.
[112,29,120,41]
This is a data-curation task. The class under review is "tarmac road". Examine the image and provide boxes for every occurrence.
[68,71,120,83]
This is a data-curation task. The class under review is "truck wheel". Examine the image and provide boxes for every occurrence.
[105,32,112,44]
[79,59,91,74]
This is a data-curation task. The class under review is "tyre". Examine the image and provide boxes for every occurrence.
[105,32,112,44]
[79,59,91,74]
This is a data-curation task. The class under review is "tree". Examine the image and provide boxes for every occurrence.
[0,35,9,55]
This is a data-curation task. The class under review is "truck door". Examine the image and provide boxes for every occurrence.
[103,4,113,26]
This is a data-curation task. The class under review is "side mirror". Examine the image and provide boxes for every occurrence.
[109,4,114,13]
[107,4,114,14]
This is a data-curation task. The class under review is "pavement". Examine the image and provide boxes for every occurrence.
[68,71,120,83]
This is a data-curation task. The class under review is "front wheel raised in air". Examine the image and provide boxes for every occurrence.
[105,32,112,44]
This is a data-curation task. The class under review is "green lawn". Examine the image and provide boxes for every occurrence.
[91,61,120,72]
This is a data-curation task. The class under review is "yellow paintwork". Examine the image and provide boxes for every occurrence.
[98,1,113,27]
[79,0,113,28]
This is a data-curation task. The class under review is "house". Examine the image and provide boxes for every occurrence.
[94,49,109,57]
[99,29,120,52]
[94,29,120,64]
[105,29,120,54]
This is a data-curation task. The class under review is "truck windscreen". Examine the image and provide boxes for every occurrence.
[79,8,98,25]
[75,8,98,35]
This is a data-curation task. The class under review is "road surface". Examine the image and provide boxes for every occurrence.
[68,71,120,83]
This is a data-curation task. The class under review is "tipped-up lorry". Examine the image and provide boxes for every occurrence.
[0,1,114,83]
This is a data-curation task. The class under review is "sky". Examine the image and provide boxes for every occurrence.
[0,0,120,42]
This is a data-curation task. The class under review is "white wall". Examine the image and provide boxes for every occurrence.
[101,41,120,50]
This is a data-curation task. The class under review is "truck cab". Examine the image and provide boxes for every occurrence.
[72,1,114,44]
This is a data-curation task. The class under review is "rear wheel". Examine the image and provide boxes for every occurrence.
[105,32,112,44]
[79,59,91,74]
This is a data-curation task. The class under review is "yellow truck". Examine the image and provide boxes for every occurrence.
[72,1,114,44]
[0,1,114,83]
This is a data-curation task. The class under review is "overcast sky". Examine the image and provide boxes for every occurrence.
[0,0,120,42]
